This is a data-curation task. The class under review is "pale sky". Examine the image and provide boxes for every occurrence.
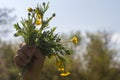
[0,0,120,40]
[0,0,120,33]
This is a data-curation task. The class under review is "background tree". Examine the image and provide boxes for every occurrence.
[0,40,19,80]
[0,8,19,80]
[83,32,120,80]
[0,8,16,39]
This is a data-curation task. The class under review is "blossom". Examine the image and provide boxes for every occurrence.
[27,7,33,12]
[37,14,41,19]
[58,67,64,71]
[71,36,78,44]
[60,72,70,77]
[56,60,65,71]
[36,19,42,25]
[56,60,62,66]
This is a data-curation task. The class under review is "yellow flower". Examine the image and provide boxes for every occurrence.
[60,72,71,77]
[58,67,64,71]
[71,36,78,44]
[56,60,62,66]
[27,7,33,12]
[56,60,65,71]
[37,14,41,19]
[36,19,42,25]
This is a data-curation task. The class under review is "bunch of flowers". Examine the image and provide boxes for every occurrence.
[14,2,78,77]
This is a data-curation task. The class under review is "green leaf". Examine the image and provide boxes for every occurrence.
[14,31,22,37]
[57,53,66,62]
[14,23,21,30]
[14,33,19,37]
[43,2,49,13]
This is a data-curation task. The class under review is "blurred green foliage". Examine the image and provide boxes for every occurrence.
[0,40,19,80]
[0,31,120,80]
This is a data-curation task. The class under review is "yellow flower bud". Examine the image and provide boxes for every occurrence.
[71,36,78,44]
[58,67,64,71]
[36,19,42,25]
[37,14,41,19]
[27,7,33,12]
[56,60,62,66]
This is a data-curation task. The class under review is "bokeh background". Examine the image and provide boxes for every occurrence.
[0,0,120,80]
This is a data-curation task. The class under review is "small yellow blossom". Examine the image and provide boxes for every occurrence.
[60,72,71,77]
[58,67,64,71]
[37,14,41,19]
[27,7,33,12]
[56,60,62,66]
[71,36,78,44]
[36,19,42,25]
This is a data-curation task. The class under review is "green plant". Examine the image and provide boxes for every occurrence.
[14,2,78,77]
